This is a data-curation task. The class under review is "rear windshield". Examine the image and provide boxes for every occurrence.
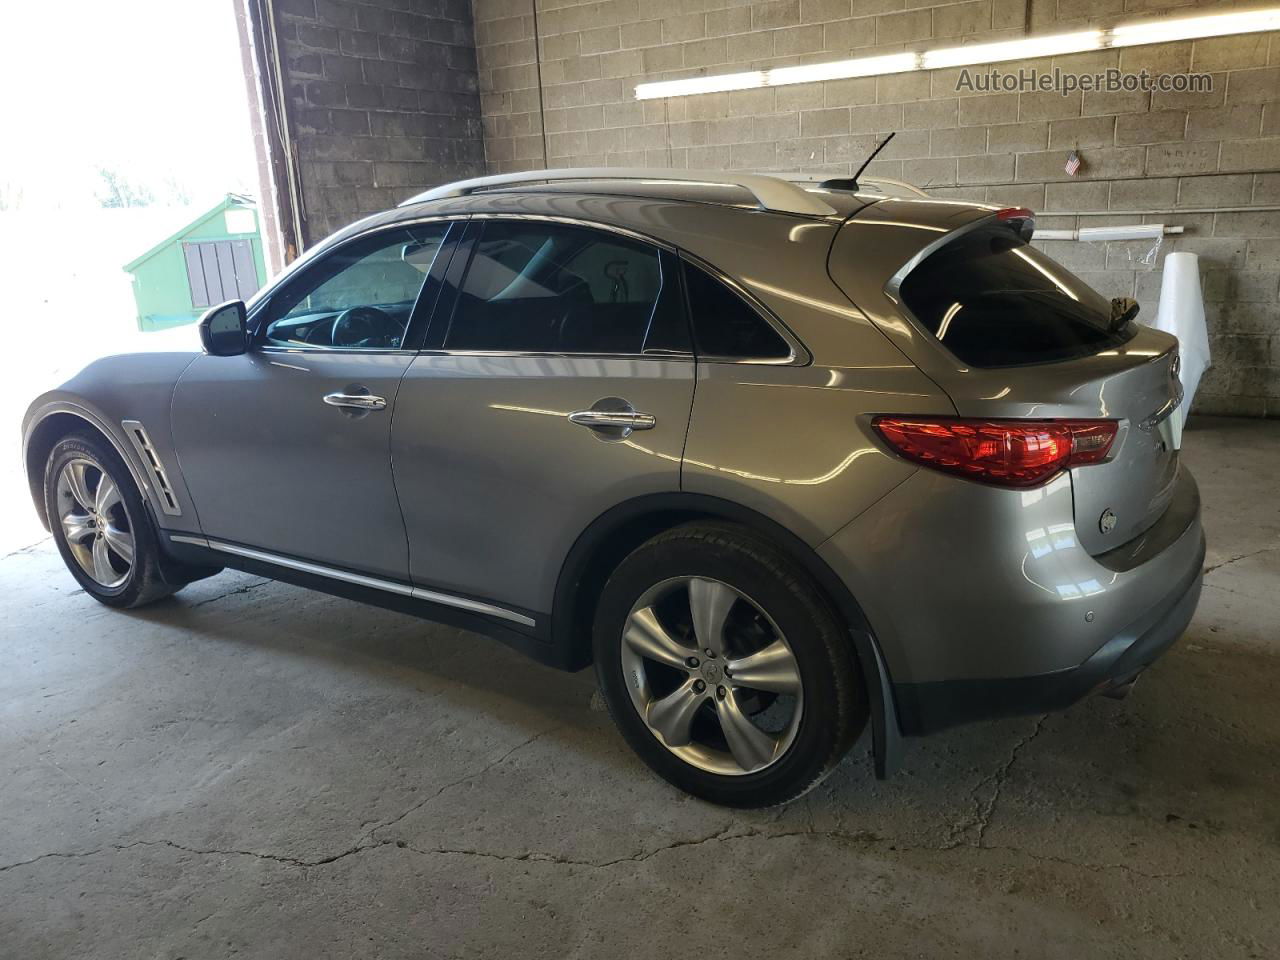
[898,225,1135,368]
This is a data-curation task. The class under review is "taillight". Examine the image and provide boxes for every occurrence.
[872,417,1117,488]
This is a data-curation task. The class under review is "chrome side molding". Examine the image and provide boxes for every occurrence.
[122,420,182,516]
[168,534,536,628]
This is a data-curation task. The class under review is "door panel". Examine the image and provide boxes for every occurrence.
[172,350,415,578]
[392,355,694,613]
[170,220,459,579]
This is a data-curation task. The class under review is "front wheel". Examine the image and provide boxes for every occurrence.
[593,522,868,807]
[44,433,179,608]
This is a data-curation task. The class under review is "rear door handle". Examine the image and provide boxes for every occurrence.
[323,392,387,411]
[568,397,655,440]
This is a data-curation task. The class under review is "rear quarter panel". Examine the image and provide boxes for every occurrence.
[682,362,950,544]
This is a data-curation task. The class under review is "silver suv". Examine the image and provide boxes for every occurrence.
[23,170,1205,807]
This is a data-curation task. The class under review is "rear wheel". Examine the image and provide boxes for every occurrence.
[593,522,867,807]
[44,433,178,608]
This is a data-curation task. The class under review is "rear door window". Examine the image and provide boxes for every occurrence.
[898,225,1134,367]
[442,221,685,355]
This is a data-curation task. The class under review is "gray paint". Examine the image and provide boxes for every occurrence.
[22,179,1202,712]
[171,350,416,581]
[393,353,695,612]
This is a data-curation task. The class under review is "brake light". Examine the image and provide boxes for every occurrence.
[872,417,1117,488]
[996,206,1036,241]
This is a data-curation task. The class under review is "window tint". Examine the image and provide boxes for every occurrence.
[683,262,791,360]
[262,224,447,349]
[444,221,676,355]
[898,225,1134,368]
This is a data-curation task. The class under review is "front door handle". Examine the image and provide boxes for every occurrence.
[323,391,387,411]
[568,397,655,440]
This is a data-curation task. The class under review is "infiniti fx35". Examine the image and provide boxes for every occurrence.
[23,170,1204,807]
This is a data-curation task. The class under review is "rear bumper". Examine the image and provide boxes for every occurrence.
[817,463,1206,736]
[892,531,1204,735]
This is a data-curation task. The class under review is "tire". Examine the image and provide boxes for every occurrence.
[593,521,868,807]
[44,432,178,609]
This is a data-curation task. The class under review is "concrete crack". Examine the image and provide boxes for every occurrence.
[0,728,563,879]
[0,537,49,562]
[188,578,274,608]
[400,823,759,869]
[980,843,1189,881]
[975,714,1047,847]
[0,821,1214,887]
[362,725,561,844]
[0,838,392,874]
[1203,546,1274,575]
[944,714,1049,850]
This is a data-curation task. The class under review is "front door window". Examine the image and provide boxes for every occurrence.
[262,224,448,349]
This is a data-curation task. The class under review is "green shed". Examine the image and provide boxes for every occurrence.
[123,194,269,332]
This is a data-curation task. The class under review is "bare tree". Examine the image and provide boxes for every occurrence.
[96,167,154,208]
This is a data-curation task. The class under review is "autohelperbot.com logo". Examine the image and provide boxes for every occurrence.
[956,67,1213,97]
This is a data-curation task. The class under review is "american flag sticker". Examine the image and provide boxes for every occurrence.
[1064,150,1082,176]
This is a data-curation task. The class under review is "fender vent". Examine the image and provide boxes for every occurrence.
[121,420,181,516]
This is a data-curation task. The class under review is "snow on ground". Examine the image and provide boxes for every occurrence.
[2,207,205,552]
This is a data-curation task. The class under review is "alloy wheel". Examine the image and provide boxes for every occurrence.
[620,576,804,776]
[55,458,134,589]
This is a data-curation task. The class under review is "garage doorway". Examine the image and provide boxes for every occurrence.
[0,0,267,551]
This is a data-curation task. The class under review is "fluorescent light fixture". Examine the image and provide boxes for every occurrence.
[635,5,1280,100]
[768,52,918,86]
[635,70,765,99]
[922,31,1102,70]
[1111,8,1280,46]
[635,54,916,100]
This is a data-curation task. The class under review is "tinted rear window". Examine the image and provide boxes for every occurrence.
[898,225,1134,368]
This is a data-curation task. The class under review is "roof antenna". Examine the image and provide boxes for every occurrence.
[820,132,896,193]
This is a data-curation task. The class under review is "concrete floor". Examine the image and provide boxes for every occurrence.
[2,416,1278,959]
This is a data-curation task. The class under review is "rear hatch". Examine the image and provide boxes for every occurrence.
[830,206,1183,554]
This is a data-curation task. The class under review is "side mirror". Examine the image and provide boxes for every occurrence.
[198,300,248,356]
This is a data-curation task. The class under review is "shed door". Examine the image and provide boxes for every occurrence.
[183,239,260,307]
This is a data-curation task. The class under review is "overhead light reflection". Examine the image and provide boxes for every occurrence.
[936,302,963,340]
[1012,248,1079,302]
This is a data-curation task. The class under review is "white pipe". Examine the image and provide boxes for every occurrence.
[1033,225,1184,241]
[1039,206,1280,216]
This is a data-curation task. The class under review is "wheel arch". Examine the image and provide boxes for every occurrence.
[24,407,149,531]
[551,492,902,778]
[24,404,216,587]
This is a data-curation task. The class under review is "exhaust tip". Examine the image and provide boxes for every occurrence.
[1102,677,1138,700]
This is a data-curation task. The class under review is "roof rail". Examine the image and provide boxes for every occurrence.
[776,173,929,200]
[400,168,839,217]
[859,176,930,199]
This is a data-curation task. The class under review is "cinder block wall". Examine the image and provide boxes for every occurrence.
[471,0,1280,416]
[275,0,487,243]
